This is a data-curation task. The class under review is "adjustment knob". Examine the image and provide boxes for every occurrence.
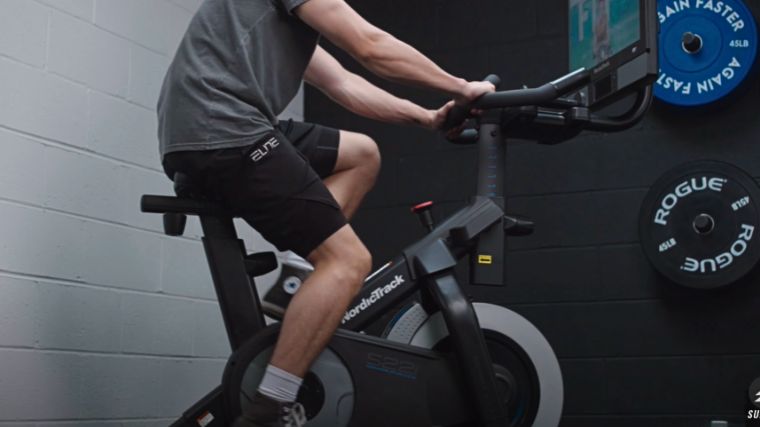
[411,201,435,232]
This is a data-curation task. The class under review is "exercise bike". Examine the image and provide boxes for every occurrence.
[142,82,561,425]
[142,2,658,424]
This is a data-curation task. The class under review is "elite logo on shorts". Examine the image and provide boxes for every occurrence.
[250,136,280,162]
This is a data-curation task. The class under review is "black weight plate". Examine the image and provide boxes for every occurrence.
[639,161,760,289]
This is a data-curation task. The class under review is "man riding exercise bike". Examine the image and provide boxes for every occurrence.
[158,0,494,425]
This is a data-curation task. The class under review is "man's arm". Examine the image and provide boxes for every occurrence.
[295,0,493,104]
[305,46,455,129]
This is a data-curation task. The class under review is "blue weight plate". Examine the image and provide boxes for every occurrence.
[655,0,758,107]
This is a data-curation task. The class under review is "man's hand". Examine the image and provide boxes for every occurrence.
[427,100,472,139]
[455,80,496,106]
[427,101,456,130]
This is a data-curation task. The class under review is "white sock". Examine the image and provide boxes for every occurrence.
[258,364,303,403]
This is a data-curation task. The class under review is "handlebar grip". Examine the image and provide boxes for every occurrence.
[442,74,502,130]
[484,74,501,88]
[441,105,471,131]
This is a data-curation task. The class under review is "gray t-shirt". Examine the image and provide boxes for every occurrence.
[157,0,317,157]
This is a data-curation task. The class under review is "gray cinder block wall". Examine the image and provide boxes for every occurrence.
[0,1,303,425]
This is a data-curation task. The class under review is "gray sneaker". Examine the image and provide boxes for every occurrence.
[233,392,307,427]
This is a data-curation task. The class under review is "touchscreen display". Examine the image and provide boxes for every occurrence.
[569,0,641,70]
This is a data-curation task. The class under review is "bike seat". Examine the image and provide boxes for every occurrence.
[141,173,240,236]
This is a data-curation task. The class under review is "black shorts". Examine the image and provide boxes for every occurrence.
[163,121,346,258]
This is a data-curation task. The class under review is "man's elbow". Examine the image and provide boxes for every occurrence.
[353,29,391,66]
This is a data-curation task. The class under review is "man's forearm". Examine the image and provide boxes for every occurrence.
[323,72,433,127]
[358,32,467,98]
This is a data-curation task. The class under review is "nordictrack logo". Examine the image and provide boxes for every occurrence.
[249,137,279,162]
[342,275,406,323]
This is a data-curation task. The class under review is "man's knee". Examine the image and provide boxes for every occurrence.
[352,243,373,280]
[340,131,381,173]
[327,244,371,292]
[309,227,372,292]
[358,134,381,171]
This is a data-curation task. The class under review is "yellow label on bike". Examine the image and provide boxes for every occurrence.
[477,255,493,265]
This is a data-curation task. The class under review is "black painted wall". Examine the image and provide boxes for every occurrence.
[305,0,760,425]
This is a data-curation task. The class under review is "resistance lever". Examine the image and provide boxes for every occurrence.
[411,201,436,232]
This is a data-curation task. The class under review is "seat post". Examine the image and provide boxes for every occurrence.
[199,214,267,350]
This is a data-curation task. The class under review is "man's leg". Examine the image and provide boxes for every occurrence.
[231,125,373,425]
[322,130,380,220]
[240,225,369,426]
[268,224,371,376]
[260,129,379,324]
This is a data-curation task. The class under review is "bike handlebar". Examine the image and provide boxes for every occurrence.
[442,68,590,130]
[442,74,501,130]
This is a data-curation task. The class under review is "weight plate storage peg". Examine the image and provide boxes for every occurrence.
[655,0,758,107]
[639,161,760,289]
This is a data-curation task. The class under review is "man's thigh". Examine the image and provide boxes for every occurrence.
[279,121,379,178]
[213,130,347,258]
[278,120,340,179]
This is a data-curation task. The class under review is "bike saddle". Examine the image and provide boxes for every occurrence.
[141,172,232,236]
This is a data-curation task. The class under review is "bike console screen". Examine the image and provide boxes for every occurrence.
[568,0,658,106]
[570,0,641,71]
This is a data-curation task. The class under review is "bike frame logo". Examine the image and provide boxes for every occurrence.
[366,352,418,380]
[342,275,406,323]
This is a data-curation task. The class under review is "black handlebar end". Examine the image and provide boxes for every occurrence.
[442,74,502,131]
[484,74,501,89]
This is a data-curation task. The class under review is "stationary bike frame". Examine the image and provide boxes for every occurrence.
[145,56,658,427]
[143,108,520,427]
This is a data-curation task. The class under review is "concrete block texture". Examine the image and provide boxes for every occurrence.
[36,282,122,353]
[128,46,170,109]
[87,90,160,170]
[0,277,39,348]
[0,130,47,205]
[43,146,131,223]
[37,0,95,21]
[0,202,89,281]
[120,292,195,356]
[81,221,163,292]
[94,0,193,55]
[0,349,224,420]
[161,237,215,300]
[0,0,48,67]
[0,350,83,420]
[48,10,131,97]
[0,57,88,147]
[0,0,303,424]
[191,301,230,359]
